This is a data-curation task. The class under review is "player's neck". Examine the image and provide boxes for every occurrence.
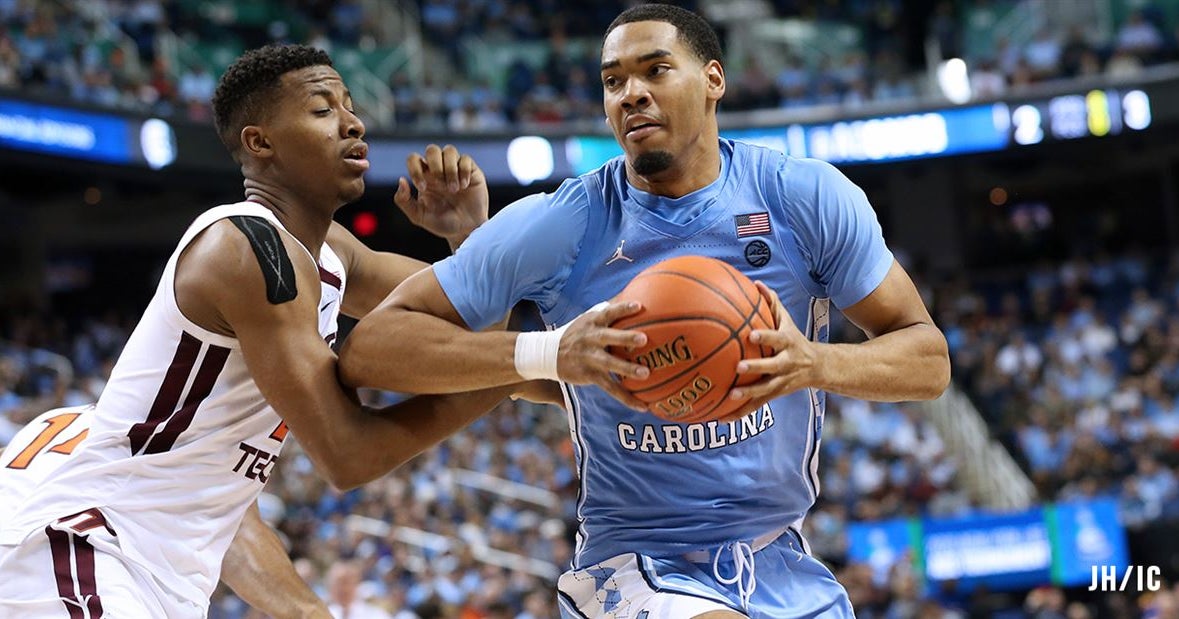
[626,140,721,199]
[242,182,333,255]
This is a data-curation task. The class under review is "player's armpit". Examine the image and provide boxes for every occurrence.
[326,222,427,318]
[810,260,949,401]
[220,503,330,619]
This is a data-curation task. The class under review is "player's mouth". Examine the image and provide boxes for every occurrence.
[625,116,662,141]
[343,142,370,172]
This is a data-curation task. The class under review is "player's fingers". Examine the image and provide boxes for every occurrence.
[393,178,418,219]
[457,154,476,189]
[729,375,790,403]
[747,328,789,350]
[441,144,461,191]
[596,327,648,350]
[468,157,486,188]
[424,144,446,187]
[596,300,643,325]
[735,354,786,376]
[405,153,428,191]
[594,350,650,381]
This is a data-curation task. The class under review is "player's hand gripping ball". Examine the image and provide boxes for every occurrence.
[609,256,776,423]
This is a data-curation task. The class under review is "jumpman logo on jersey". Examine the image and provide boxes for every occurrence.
[606,240,633,265]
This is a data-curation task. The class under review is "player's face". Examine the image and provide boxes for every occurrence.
[600,21,724,177]
[267,66,369,206]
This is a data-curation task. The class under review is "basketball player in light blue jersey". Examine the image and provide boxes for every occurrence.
[341,5,950,617]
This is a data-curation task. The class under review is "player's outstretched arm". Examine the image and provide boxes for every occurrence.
[220,502,330,619]
[176,221,517,489]
[339,268,650,409]
[732,263,950,411]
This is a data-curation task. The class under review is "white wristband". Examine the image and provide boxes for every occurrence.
[514,323,569,381]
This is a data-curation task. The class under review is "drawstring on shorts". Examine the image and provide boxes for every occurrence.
[712,540,757,609]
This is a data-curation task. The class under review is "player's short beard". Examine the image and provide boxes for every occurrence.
[632,151,674,176]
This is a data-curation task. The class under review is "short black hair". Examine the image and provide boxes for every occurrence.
[605,4,723,65]
[212,44,333,158]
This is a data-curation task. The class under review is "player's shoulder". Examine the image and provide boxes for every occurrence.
[495,175,592,227]
[776,155,857,202]
[178,214,318,309]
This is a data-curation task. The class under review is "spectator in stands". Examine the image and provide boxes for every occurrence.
[1059,26,1095,79]
[122,0,166,62]
[775,53,810,106]
[996,331,1043,381]
[927,1,960,59]
[0,33,18,88]
[329,0,366,45]
[969,58,1006,99]
[1107,48,1146,79]
[871,49,917,101]
[179,63,215,120]
[327,561,391,619]
[730,56,776,111]
[1116,9,1165,61]
[1024,25,1063,80]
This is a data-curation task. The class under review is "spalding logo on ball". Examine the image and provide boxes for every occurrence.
[609,256,776,423]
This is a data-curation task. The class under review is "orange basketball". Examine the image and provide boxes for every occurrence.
[609,256,776,424]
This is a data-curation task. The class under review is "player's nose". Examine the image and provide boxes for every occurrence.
[342,108,365,139]
[619,80,651,110]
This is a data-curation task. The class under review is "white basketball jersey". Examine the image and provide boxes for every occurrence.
[0,405,94,525]
[0,202,345,612]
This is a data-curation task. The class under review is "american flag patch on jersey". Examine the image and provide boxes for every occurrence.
[734,212,772,237]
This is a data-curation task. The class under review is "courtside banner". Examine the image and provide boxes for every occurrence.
[847,498,1128,595]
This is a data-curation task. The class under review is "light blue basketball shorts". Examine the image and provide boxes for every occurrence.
[557,527,855,619]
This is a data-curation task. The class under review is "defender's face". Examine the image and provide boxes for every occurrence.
[600,21,721,175]
[267,66,368,204]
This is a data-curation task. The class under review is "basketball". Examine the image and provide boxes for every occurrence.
[609,256,776,423]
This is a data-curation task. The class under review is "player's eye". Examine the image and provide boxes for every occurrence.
[649,65,669,77]
[314,108,331,116]
[603,75,620,89]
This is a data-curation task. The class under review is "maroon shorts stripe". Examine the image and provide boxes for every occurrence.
[318,266,342,290]
[72,535,104,618]
[128,332,202,455]
[45,527,84,619]
[143,343,231,454]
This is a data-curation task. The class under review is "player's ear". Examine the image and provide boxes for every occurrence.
[240,125,273,159]
[705,60,725,104]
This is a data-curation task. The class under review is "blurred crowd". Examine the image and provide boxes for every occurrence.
[937,249,1179,527]
[6,246,1179,617]
[4,0,1179,132]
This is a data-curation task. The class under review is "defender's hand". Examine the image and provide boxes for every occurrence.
[511,380,567,408]
[556,301,650,410]
[395,144,489,247]
[723,281,818,420]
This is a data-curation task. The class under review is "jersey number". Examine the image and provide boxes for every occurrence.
[4,412,88,470]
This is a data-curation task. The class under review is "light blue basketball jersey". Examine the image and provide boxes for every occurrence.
[435,139,893,568]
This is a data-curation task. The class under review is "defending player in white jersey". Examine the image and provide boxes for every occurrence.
[0,44,539,617]
[0,405,331,618]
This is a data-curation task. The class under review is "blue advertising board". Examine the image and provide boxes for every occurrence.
[845,498,1128,594]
